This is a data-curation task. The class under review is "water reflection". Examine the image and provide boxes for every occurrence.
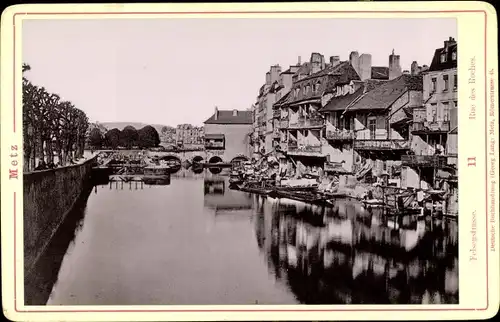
[203,174,253,215]
[24,184,93,305]
[27,168,458,305]
[254,198,459,304]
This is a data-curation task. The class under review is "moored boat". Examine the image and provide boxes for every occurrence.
[143,165,171,180]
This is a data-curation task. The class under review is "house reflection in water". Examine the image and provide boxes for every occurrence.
[253,198,458,304]
[203,176,253,216]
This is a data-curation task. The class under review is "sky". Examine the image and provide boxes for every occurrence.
[23,18,456,127]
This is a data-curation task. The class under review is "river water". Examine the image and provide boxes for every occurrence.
[26,168,458,306]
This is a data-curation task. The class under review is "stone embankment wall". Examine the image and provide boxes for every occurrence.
[23,157,97,275]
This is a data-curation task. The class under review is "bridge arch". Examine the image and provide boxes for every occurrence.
[208,156,223,164]
[230,155,249,164]
[192,155,204,163]
[158,154,182,163]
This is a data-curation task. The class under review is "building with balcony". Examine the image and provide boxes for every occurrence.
[334,73,423,178]
[271,64,301,152]
[252,65,283,157]
[279,54,360,170]
[320,79,387,172]
[410,37,457,167]
[203,107,253,163]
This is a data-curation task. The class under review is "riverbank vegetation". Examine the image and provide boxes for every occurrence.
[23,63,89,172]
[89,125,161,150]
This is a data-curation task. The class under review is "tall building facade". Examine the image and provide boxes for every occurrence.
[204,107,253,163]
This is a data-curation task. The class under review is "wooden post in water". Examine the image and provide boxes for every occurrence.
[135,181,138,190]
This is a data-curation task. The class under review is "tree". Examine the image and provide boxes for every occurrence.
[138,125,160,148]
[105,128,121,149]
[22,63,89,170]
[120,126,139,148]
[88,128,104,148]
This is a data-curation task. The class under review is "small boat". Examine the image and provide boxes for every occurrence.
[143,165,171,180]
[229,171,244,184]
[362,199,387,208]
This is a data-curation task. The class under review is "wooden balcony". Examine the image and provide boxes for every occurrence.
[326,130,355,141]
[324,162,351,174]
[279,119,289,129]
[287,144,323,156]
[354,140,410,150]
[401,155,448,168]
[288,116,324,129]
[411,121,450,133]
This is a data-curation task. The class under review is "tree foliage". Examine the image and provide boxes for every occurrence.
[138,125,160,148]
[23,63,89,171]
[88,128,104,148]
[105,128,121,149]
[120,126,139,148]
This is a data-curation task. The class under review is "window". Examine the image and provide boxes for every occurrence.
[431,103,437,122]
[443,75,449,91]
[431,78,437,92]
[443,102,450,121]
[368,117,376,139]
[440,53,446,63]
[452,51,457,61]
[453,74,457,90]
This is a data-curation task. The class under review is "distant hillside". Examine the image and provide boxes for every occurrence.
[100,122,172,133]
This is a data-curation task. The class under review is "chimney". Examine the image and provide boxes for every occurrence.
[411,61,419,76]
[444,36,456,49]
[214,106,218,120]
[310,52,324,74]
[265,72,271,85]
[270,65,281,83]
[389,49,402,80]
[330,55,340,67]
[298,56,301,65]
[349,51,360,76]
[358,54,372,81]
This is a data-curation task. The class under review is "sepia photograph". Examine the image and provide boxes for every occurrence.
[19,17,461,306]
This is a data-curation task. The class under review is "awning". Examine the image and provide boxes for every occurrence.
[205,134,225,140]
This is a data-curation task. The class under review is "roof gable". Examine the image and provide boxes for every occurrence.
[204,110,253,125]
[345,74,422,112]
[428,43,457,72]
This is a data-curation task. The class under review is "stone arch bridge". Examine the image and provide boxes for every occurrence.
[101,150,250,165]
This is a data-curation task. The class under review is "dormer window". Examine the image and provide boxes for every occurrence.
[452,51,457,61]
[440,53,447,63]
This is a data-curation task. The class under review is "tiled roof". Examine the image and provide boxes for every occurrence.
[371,66,389,80]
[428,42,457,72]
[204,110,253,124]
[345,74,423,112]
[286,62,361,105]
[321,87,365,112]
